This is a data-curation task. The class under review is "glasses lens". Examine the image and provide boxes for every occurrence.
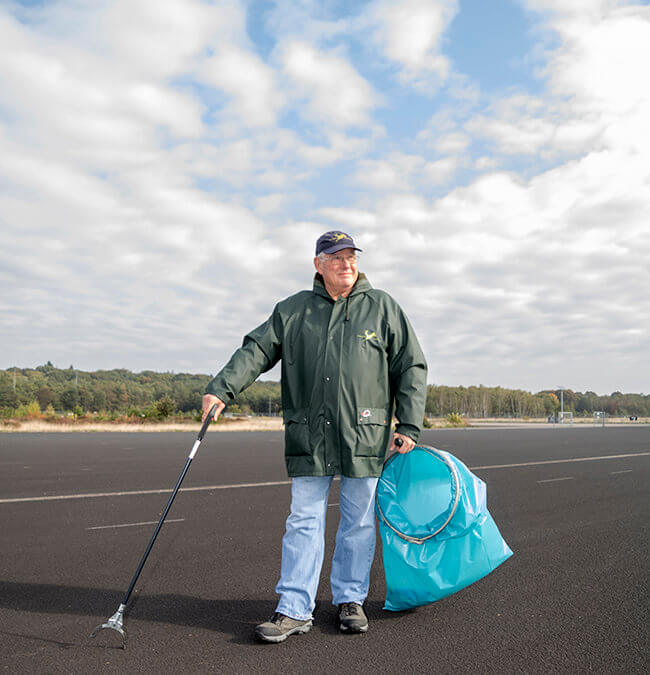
[328,254,358,265]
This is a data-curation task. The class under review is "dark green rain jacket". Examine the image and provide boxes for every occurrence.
[206,273,427,478]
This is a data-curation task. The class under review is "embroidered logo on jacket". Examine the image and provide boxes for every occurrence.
[358,329,378,343]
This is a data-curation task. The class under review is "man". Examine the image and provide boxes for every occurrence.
[202,230,427,642]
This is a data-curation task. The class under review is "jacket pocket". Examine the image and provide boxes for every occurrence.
[355,407,389,457]
[283,408,311,457]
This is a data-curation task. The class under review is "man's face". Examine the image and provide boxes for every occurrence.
[314,247,359,289]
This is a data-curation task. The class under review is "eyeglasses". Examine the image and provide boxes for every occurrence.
[321,253,360,266]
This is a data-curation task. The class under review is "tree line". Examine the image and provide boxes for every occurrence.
[1,363,648,418]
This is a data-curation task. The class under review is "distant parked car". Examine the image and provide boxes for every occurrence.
[629,415,638,421]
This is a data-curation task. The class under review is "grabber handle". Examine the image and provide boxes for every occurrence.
[189,403,219,459]
[198,403,219,440]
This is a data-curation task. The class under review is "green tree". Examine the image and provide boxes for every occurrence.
[91,390,107,411]
[60,386,80,411]
[35,387,54,410]
[152,395,176,419]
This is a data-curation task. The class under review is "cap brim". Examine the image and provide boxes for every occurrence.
[321,243,362,254]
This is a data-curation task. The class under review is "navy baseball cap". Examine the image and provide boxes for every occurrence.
[315,230,362,256]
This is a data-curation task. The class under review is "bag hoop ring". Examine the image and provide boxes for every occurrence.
[376,445,461,545]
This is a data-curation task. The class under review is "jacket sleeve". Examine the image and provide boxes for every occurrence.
[205,306,282,403]
[387,303,428,442]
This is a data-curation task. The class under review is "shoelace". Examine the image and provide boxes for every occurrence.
[340,603,360,617]
[270,612,287,625]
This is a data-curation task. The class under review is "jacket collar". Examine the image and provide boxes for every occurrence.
[313,272,372,300]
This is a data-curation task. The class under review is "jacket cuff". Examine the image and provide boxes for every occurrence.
[395,423,421,443]
[204,383,231,402]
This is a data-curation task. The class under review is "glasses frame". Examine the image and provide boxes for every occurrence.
[319,252,360,266]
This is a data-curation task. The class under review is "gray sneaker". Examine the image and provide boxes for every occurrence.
[255,612,313,643]
[338,602,368,633]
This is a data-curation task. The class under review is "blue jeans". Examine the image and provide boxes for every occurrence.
[275,475,379,621]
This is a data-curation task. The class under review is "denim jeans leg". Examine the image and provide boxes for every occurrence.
[275,476,333,620]
[330,476,379,606]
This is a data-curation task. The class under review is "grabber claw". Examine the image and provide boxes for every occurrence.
[90,604,127,649]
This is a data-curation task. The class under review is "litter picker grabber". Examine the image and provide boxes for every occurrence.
[90,403,218,649]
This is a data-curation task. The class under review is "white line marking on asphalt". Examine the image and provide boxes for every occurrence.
[328,502,339,507]
[1,452,648,505]
[470,451,650,470]
[0,479,294,504]
[537,477,574,484]
[610,469,633,474]
[86,518,185,531]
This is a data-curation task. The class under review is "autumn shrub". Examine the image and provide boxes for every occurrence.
[446,412,467,427]
[15,401,42,418]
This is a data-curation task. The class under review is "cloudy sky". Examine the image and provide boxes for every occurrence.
[1,0,649,395]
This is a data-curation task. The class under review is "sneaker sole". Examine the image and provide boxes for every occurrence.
[339,623,369,634]
[255,621,312,644]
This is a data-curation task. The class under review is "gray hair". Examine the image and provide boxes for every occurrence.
[317,251,360,260]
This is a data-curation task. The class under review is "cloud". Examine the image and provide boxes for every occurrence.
[1,0,649,394]
[347,166,648,392]
[102,0,224,78]
[466,3,650,162]
[366,0,458,92]
[311,76,650,388]
[429,131,472,155]
[262,0,353,43]
[0,0,293,369]
[318,207,379,230]
[278,41,381,129]
[0,6,207,156]
[524,0,623,15]
[200,46,284,128]
[351,155,421,191]
[351,153,459,191]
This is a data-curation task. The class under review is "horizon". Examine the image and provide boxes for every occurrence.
[2,362,646,398]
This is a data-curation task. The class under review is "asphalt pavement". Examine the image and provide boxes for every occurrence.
[0,427,648,674]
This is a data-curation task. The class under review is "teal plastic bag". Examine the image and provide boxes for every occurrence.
[376,445,513,611]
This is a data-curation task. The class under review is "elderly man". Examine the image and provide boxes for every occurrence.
[202,231,427,642]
